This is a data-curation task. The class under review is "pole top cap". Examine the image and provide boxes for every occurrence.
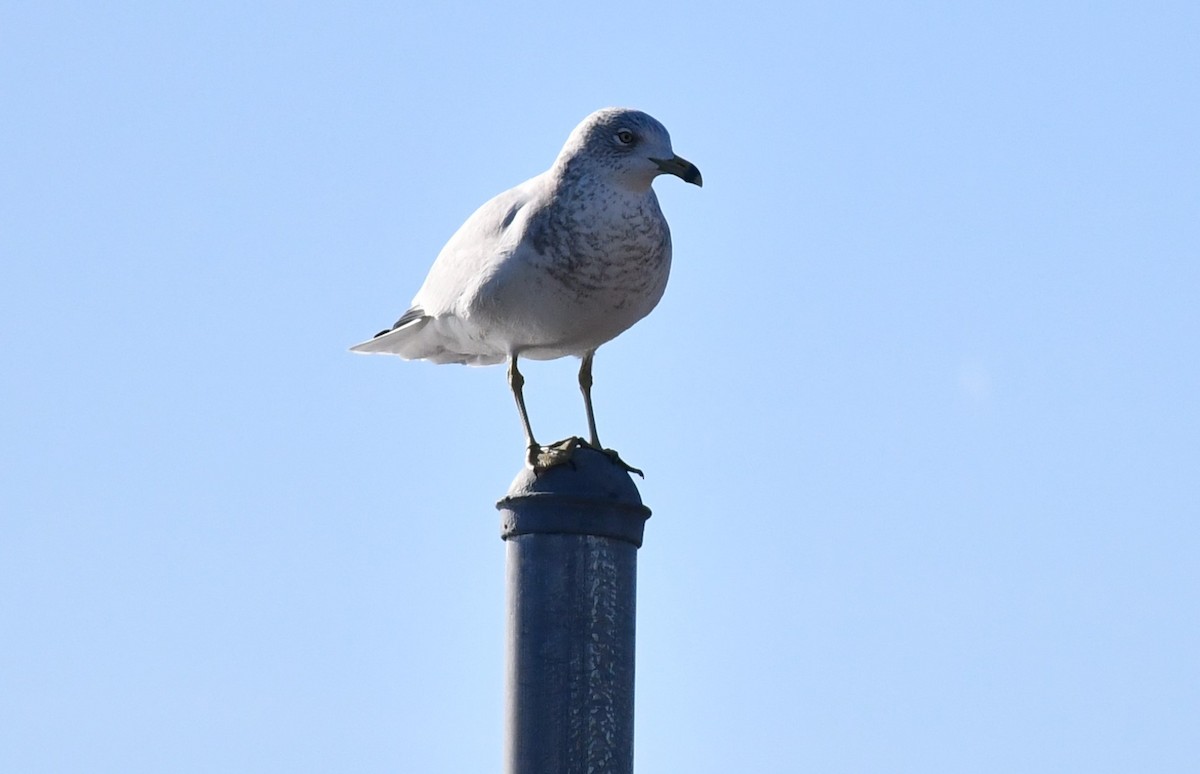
[496,446,652,547]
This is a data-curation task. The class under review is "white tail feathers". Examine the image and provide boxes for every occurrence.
[349,314,505,365]
[349,316,431,357]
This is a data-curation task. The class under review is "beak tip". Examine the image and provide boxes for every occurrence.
[676,158,703,188]
[652,155,703,188]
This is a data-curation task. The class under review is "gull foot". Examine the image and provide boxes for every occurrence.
[578,440,644,478]
[527,437,584,474]
[525,438,643,477]
[597,447,644,478]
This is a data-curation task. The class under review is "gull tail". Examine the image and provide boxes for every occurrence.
[351,306,505,365]
[349,307,431,357]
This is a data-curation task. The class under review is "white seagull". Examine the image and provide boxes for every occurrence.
[351,107,701,473]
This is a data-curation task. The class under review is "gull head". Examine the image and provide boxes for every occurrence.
[555,107,703,193]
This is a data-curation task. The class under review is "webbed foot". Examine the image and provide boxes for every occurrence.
[526,437,584,474]
[526,437,643,478]
[593,445,644,478]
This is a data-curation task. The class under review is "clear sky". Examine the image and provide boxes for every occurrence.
[2,2,1197,772]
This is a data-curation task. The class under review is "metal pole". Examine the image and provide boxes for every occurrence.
[496,446,652,774]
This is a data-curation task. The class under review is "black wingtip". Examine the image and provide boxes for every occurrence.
[368,306,426,339]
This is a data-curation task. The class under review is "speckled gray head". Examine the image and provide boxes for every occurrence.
[554,107,703,192]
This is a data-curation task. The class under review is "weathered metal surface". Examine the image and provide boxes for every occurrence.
[497,447,651,774]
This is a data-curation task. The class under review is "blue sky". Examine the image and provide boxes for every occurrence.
[2,2,1197,771]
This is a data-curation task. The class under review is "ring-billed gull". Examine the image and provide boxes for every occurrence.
[351,107,701,473]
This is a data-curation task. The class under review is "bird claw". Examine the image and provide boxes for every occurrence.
[527,438,582,474]
[526,437,643,478]
[592,445,644,478]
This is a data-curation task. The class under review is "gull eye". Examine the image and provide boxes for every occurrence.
[614,129,636,146]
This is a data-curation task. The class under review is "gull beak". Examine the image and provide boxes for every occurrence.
[651,154,703,187]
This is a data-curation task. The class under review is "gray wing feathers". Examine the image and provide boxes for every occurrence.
[349,174,547,365]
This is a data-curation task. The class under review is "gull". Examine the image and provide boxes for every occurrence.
[351,107,701,473]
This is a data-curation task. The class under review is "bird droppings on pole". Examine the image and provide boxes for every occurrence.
[497,446,650,774]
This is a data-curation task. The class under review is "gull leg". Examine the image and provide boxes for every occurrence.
[578,350,601,448]
[509,354,580,473]
[508,355,540,468]
[577,351,643,478]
